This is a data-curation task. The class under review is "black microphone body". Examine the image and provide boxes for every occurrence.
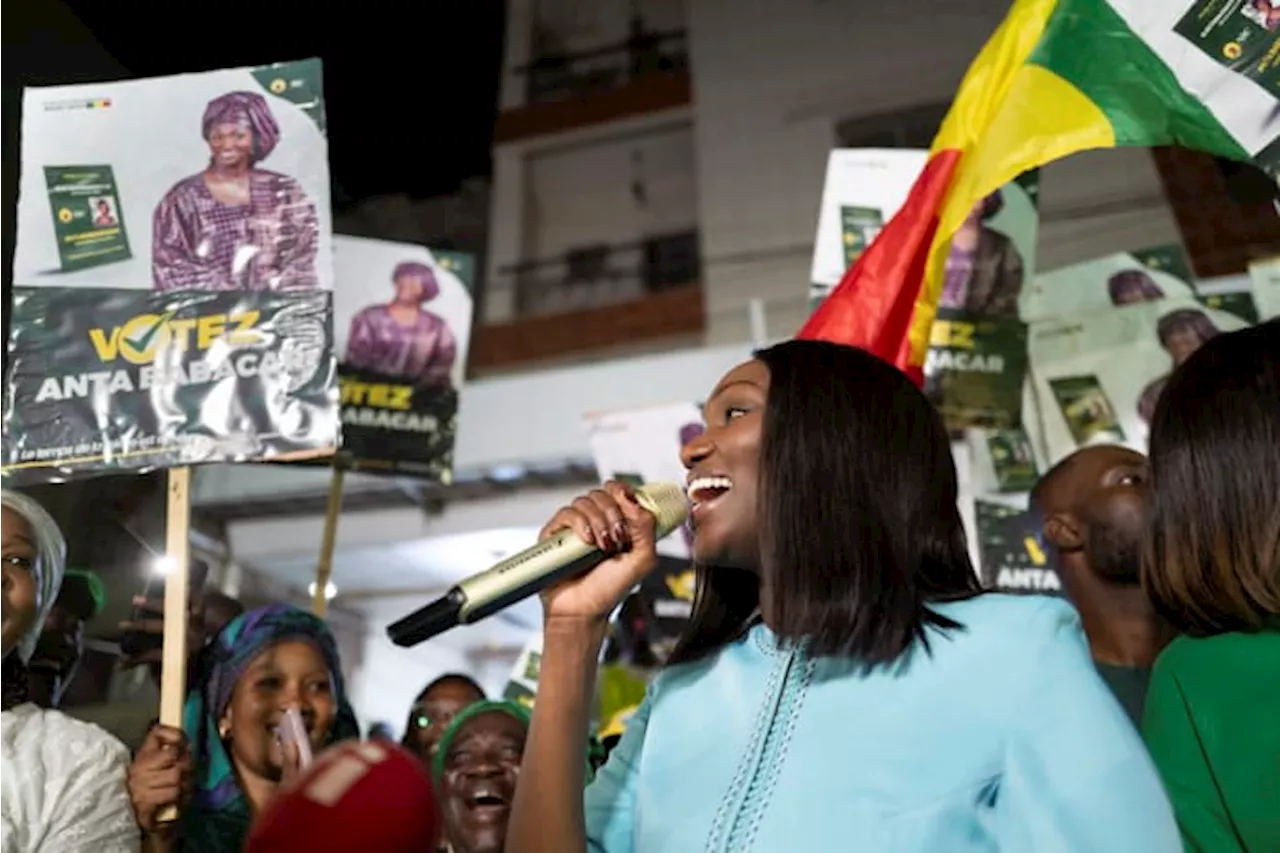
[386,482,688,647]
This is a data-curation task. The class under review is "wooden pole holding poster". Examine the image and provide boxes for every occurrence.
[312,466,346,616]
[156,465,192,825]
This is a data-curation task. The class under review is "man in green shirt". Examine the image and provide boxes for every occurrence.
[1031,445,1174,726]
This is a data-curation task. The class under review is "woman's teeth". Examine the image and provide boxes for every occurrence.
[687,476,733,502]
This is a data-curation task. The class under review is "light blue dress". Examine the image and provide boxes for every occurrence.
[584,594,1180,852]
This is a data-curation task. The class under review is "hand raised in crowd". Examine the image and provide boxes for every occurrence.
[537,480,661,625]
[128,724,193,834]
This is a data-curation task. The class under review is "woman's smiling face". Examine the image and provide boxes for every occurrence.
[206,120,254,168]
[681,359,769,571]
[221,639,337,781]
[1,506,41,659]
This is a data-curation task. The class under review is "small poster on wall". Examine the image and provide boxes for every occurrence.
[808,149,930,308]
[1028,296,1250,464]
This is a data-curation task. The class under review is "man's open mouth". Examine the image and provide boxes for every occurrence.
[463,783,511,819]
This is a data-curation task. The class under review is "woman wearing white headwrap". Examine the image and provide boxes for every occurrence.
[2,489,140,853]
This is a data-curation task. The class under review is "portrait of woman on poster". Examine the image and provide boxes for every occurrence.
[152,90,320,292]
[1137,309,1222,424]
[345,261,458,389]
[939,189,1025,318]
[92,198,118,228]
[1107,269,1165,306]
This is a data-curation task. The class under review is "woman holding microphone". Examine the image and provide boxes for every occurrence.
[506,340,1178,853]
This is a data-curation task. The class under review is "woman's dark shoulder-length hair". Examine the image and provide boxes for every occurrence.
[667,339,981,669]
[1142,320,1280,635]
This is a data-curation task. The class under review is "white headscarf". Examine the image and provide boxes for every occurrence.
[1,489,67,662]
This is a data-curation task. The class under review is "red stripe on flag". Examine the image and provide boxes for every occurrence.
[797,149,962,387]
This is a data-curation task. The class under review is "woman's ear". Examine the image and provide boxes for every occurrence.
[218,711,232,740]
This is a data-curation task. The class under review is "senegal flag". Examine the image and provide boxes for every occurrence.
[799,0,1279,384]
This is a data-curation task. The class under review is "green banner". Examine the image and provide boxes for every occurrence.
[924,307,1029,431]
[2,288,336,485]
[43,165,132,273]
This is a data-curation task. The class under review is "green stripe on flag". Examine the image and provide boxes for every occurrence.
[1029,0,1250,160]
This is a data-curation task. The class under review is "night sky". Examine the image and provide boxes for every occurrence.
[5,0,506,206]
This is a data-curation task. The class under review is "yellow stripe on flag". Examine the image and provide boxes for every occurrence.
[906,0,1117,367]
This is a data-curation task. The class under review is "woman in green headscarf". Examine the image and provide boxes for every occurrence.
[128,604,360,852]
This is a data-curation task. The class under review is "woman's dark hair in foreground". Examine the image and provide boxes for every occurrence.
[668,339,981,668]
[1142,320,1280,635]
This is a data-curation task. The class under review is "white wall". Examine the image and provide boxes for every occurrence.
[487,110,696,322]
[526,122,697,259]
[687,0,1182,344]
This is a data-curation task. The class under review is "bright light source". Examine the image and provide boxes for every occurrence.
[151,556,177,577]
[489,464,526,483]
[308,581,338,601]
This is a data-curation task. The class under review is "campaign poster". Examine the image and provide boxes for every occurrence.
[1028,296,1251,464]
[331,236,475,482]
[923,170,1041,431]
[586,402,702,656]
[975,497,1063,596]
[965,426,1042,495]
[1168,0,1280,175]
[1021,243,1199,323]
[3,60,337,485]
[808,149,929,308]
[1173,0,1279,99]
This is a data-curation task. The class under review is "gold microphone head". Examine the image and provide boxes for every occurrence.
[634,482,690,539]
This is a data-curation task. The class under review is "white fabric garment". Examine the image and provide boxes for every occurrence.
[0,703,139,853]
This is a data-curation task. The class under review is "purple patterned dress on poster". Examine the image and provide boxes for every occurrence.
[345,307,457,388]
[151,172,319,291]
[151,90,321,292]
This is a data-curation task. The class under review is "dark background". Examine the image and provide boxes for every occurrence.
[5,0,505,200]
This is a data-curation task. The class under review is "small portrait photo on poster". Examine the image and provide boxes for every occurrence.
[88,196,118,227]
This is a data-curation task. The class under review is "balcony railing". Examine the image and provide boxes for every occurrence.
[515,28,689,106]
[498,230,701,318]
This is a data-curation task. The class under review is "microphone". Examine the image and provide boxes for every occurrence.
[245,741,440,853]
[387,482,689,647]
